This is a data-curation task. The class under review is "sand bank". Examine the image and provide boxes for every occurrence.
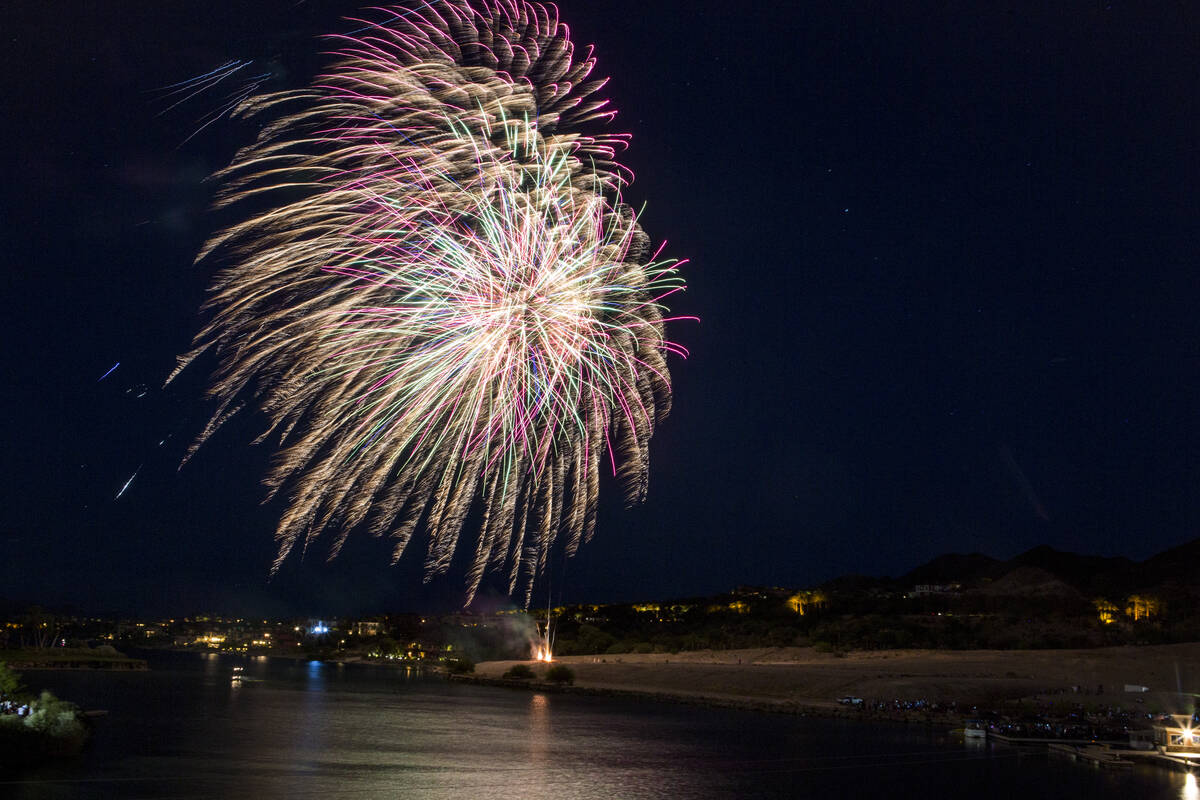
[470,644,1200,716]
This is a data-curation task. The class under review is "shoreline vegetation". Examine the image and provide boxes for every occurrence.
[459,643,1200,730]
[3,647,147,671]
[0,663,91,768]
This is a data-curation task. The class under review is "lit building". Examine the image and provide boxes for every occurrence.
[908,584,960,597]
[1156,716,1200,760]
[306,620,335,636]
[352,620,382,637]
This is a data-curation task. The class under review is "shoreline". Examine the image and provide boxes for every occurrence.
[146,646,441,672]
[463,643,1200,730]
[448,671,956,727]
[6,658,147,672]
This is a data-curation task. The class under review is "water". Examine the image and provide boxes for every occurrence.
[5,652,1186,799]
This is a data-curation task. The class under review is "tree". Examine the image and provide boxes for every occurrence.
[22,607,59,650]
[0,663,26,705]
[573,624,616,655]
[372,637,402,659]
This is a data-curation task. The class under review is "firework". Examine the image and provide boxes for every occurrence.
[171,1,687,604]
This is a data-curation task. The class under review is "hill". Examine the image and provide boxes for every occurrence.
[892,539,1199,600]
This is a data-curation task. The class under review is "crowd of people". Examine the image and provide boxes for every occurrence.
[0,699,32,717]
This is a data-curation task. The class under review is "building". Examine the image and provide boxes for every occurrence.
[352,620,382,637]
[1155,716,1200,760]
[908,583,961,597]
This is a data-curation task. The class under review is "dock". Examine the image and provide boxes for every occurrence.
[1008,737,1200,774]
[1047,743,1133,769]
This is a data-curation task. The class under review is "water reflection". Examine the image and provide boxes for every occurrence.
[306,659,325,689]
[289,660,330,774]
[201,651,219,683]
[11,654,1188,800]
[528,693,551,766]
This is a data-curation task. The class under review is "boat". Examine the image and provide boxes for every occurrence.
[964,720,987,740]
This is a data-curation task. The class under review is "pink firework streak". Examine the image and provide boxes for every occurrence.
[169,1,692,605]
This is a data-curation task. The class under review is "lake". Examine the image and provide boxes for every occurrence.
[5,652,1187,798]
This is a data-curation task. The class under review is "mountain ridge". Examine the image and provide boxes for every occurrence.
[887,539,1196,598]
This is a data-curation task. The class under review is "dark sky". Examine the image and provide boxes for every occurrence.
[3,1,1199,617]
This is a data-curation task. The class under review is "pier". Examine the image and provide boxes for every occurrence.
[1046,743,1133,770]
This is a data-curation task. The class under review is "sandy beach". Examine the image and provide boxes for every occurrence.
[473,644,1200,714]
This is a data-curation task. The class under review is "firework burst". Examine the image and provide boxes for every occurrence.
[171,1,688,604]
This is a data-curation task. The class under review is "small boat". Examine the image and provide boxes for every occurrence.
[963,720,987,740]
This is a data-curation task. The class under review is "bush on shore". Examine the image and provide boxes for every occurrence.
[502,664,536,680]
[544,665,575,684]
[0,665,89,767]
[20,691,87,740]
[445,657,475,674]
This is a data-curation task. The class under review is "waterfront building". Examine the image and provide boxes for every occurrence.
[1155,715,1200,761]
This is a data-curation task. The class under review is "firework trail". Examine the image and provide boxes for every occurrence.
[115,464,142,500]
[153,59,278,147]
[170,1,688,604]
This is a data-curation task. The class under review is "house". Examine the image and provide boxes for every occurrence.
[1155,716,1200,759]
[352,620,382,637]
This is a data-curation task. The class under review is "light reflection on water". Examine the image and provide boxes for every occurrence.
[6,652,1189,799]
[527,691,552,786]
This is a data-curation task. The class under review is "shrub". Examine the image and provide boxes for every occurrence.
[544,665,575,685]
[24,692,86,741]
[502,664,536,680]
[445,658,475,675]
[0,689,89,766]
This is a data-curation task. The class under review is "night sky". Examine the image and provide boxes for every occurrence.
[3,1,1199,617]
